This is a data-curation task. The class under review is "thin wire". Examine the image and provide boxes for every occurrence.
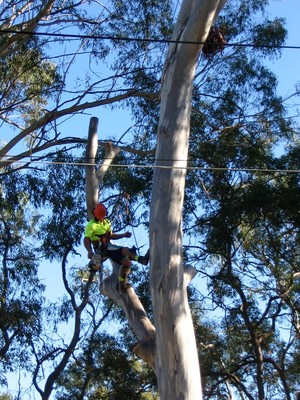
[1,157,299,174]
[1,29,300,50]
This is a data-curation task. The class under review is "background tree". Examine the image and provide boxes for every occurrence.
[0,0,167,170]
[0,172,44,385]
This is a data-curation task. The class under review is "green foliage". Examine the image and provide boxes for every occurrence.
[252,18,287,58]
[0,394,13,400]
[0,34,61,127]
[0,172,45,379]
[27,151,87,259]
[55,332,157,400]
[186,142,300,397]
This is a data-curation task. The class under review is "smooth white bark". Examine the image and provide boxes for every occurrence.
[150,1,227,399]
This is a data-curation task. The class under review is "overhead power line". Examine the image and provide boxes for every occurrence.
[1,155,299,174]
[1,29,300,50]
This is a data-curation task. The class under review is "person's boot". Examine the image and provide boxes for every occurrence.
[88,254,102,271]
[137,249,150,265]
[88,261,100,271]
[129,245,137,255]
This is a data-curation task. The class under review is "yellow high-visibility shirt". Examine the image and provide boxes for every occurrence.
[84,218,112,242]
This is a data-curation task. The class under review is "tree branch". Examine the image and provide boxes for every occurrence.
[0,90,158,168]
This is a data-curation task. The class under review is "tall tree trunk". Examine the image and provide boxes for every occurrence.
[149,1,226,399]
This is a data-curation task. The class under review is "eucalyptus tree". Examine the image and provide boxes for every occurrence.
[84,1,228,399]
[96,0,299,398]
[1,0,300,399]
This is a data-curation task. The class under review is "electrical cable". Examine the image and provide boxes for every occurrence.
[1,28,300,50]
[1,27,299,175]
[0,155,299,174]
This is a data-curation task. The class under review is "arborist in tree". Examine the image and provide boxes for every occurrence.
[83,203,149,290]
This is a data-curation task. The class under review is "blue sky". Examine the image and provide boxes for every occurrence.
[266,0,299,102]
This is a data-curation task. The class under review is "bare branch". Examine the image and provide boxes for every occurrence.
[0,90,158,169]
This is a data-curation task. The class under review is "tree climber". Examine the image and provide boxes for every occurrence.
[83,203,149,290]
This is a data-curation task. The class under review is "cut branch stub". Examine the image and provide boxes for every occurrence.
[85,117,100,218]
[85,118,121,219]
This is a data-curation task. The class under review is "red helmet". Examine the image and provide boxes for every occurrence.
[93,203,107,221]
